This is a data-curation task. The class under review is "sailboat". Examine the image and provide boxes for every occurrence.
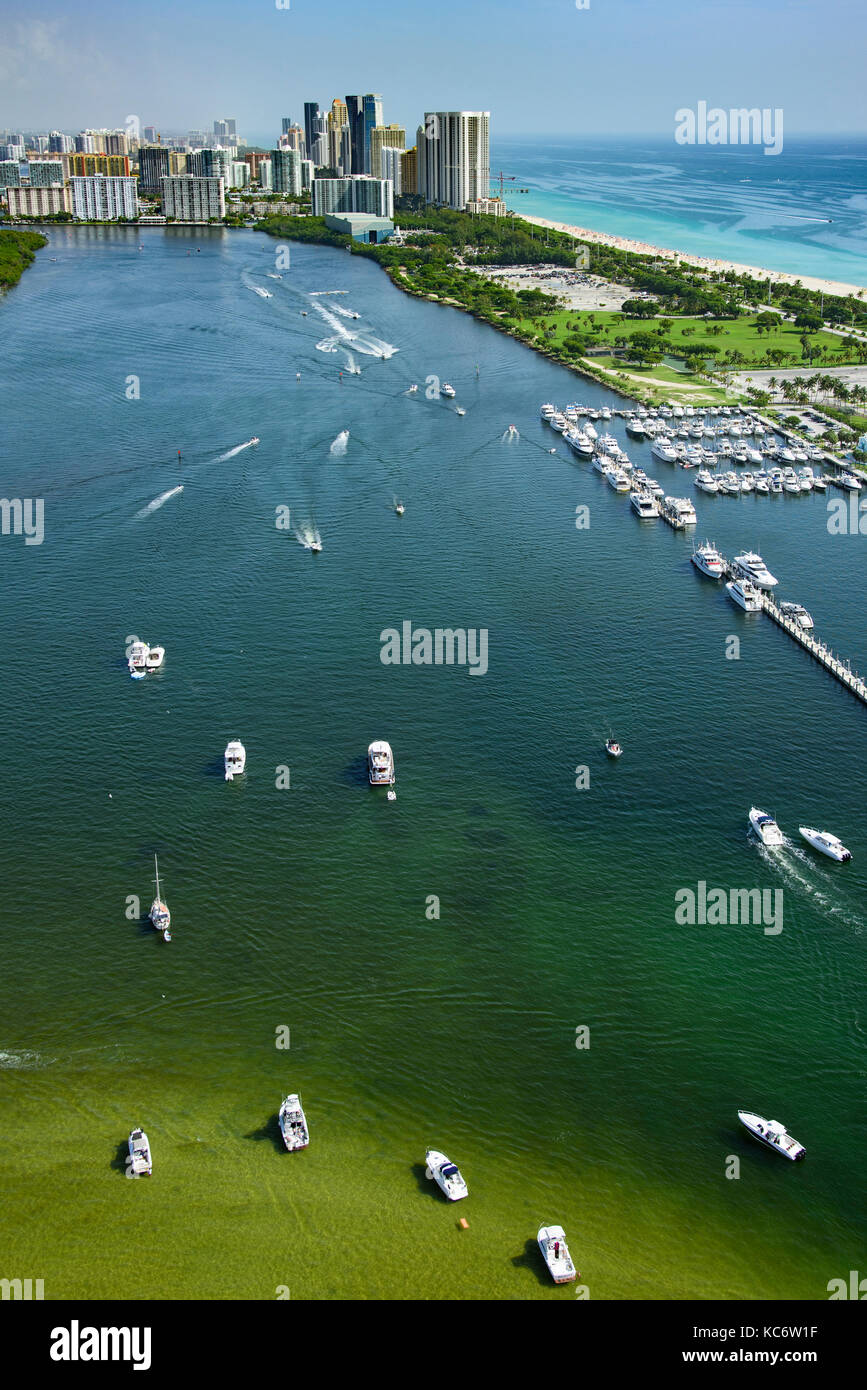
[149,855,171,942]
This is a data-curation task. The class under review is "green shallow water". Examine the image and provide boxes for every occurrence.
[0,227,864,1300]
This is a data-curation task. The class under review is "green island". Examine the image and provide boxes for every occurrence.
[257,207,867,454]
[0,228,48,291]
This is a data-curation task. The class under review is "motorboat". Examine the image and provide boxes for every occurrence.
[738,1110,805,1161]
[537,1225,577,1284]
[732,552,778,589]
[567,431,595,457]
[749,807,784,846]
[691,541,725,578]
[278,1093,309,1151]
[663,496,697,526]
[783,469,802,494]
[608,469,631,492]
[837,471,862,491]
[694,469,718,493]
[630,491,658,518]
[395,501,405,515]
[248,436,260,446]
[625,419,647,439]
[798,468,814,491]
[726,577,763,612]
[425,1148,468,1201]
[456,407,466,416]
[645,478,664,499]
[128,1127,153,1176]
[798,827,851,862]
[593,453,614,476]
[145,645,165,671]
[605,739,622,758]
[441,383,456,398]
[768,472,783,495]
[754,474,770,495]
[368,740,395,786]
[148,855,171,941]
[224,740,246,780]
[810,473,827,491]
[127,638,150,678]
[549,413,568,433]
[309,538,323,552]
[409,384,419,394]
[739,472,755,493]
[778,601,813,630]
[651,437,678,463]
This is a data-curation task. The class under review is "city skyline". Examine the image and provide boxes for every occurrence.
[0,0,864,136]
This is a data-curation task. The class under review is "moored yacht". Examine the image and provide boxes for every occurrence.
[425,1148,468,1201]
[651,436,678,463]
[540,403,556,420]
[149,855,171,941]
[738,1110,805,1161]
[779,601,813,630]
[726,577,763,612]
[368,740,395,786]
[798,827,851,862]
[608,468,631,492]
[694,469,718,493]
[128,1127,153,1176]
[630,490,659,518]
[538,1225,578,1284]
[749,807,784,845]
[691,541,725,578]
[732,551,778,588]
[663,496,697,526]
[224,740,246,780]
[278,1093,309,1151]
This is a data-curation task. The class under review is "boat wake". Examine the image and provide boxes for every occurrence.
[329,430,349,456]
[344,352,361,374]
[331,303,361,320]
[0,1049,46,1070]
[312,299,398,359]
[213,439,258,463]
[294,522,322,551]
[502,426,520,442]
[755,838,866,933]
[135,485,184,519]
[241,271,273,299]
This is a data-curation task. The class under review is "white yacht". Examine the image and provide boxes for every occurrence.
[608,468,631,493]
[568,431,595,457]
[630,491,659,518]
[149,855,171,941]
[127,1127,152,1176]
[549,413,568,433]
[798,827,852,862]
[749,807,784,846]
[593,453,614,475]
[278,1093,309,1151]
[754,474,770,495]
[691,541,725,578]
[537,1225,578,1284]
[738,1110,805,1161]
[224,740,246,780]
[663,496,697,526]
[768,471,783,495]
[651,437,678,463]
[746,447,763,466]
[645,478,664,499]
[810,473,827,491]
[625,419,647,439]
[694,469,718,493]
[779,601,813,630]
[732,552,778,589]
[441,383,456,398]
[837,471,862,491]
[740,472,755,493]
[127,638,150,678]
[540,403,556,420]
[783,469,802,494]
[145,645,165,671]
[727,577,763,612]
[425,1148,468,1201]
[368,740,395,786]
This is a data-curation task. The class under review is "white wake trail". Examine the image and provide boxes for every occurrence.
[136,485,184,519]
[329,430,349,456]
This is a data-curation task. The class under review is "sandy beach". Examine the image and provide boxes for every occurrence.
[520,215,867,301]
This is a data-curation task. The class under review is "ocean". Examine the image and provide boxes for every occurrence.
[0,226,864,1300]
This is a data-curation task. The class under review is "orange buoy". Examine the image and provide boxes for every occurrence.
[458,1218,469,1230]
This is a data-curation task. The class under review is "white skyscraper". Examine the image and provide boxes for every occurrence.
[417,111,490,210]
[312,175,393,219]
[70,175,138,220]
[379,147,403,197]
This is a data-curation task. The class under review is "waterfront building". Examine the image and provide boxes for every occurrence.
[379,147,403,195]
[27,160,65,187]
[6,185,72,217]
[230,161,249,188]
[400,146,418,195]
[324,212,394,243]
[345,96,364,174]
[270,147,302,196]
[138,144,172,196]
[0,160,22,188]
[2,140,25,160]
[362,94,384,172]
[417,111,490,210]
[467,196,506,216]
[160,175,226,221]
[244,152,264,179]
[70,175,138,221]
[312,174,393,219]
[68,153,131,179]
[188,147,231,184]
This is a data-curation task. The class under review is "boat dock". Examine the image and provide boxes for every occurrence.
[719,558,867,706]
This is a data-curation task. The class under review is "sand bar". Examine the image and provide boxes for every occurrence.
[520,215,867,301]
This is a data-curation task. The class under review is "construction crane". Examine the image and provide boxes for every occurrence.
[489,170,517,200]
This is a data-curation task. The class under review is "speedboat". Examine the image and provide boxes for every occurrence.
[837,471,862,491]
[248,436,260,446]
[798,468,814,491]
[738,1110,805,1161]
[768,472,783,495]
[749,807,784,846]
[127,638,150,678]
[441,383,456,398]
[779,601,813,630]
[783,469,802,494]
[537,1225,577,1284]
[567,431,595,457]
[691,541,725,578]
[732,552,778,588]
[605,739,622,758]
[754,474,770,495]
[645,478,664,499]
[368,740,395,786]
[425,1148,468,1201]
[456,407,466,416]
[740,472,755,493]
[224,740,246,780]
[630,491,658,518]
[409,384,419,394]
[726,578,763,612]
[145,645,165,671]
[128,1127,152,1176]
[278,1093,309,1151]
[148,855,171,941]
[798,827,851,862]
[309,538,323,552]
[593,454,614,476]
[550,413,568,433]
[395,501,405,515]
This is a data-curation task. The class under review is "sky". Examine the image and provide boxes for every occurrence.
[1,0,864,140]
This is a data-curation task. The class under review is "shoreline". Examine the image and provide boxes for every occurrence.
[519,215,867,301]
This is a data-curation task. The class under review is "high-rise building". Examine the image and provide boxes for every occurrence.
[417,111,490,210]
[0,144,23,162]
[27,160,65,187]
[270,148,302,196]
[188,147,231,184]
[75,132,96,154]
[327,122,351,176]
[69,153,131,179]
[213,118,237,142]
[369,124,405,180]
[6,185,72,217]
[281,117,293,135]
[301,159,314,190]
[280,124,305,157]
[379,147,403,196]
[312,175,393,219]
[143,126,157,144]
[70,175,138,221]
[161,175,226,221]
[138,145,172,196]
[362,94,384,173]
[400,146,418,196]
[303,103,320,163]
[244,152,264,179]
[105,131,129,156]
[259,159,273,191]
[48,131,74,153]
[230,162,249,189]
[344,96,364,175]
[0,161,22,188]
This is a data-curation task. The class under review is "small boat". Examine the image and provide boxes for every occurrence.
[798,827,851,862]
[145,645,165,672]
[605,739,622,758]
[278,1093,309,1151]
[726,577,763,612]
[738,1110,805,1161]
[248,436,260,446]
[441,383,456,398]
[127,638,150,678]
[309,539,323,553]
[395,502,405,515]
[778,601,813,630]
[425,1148,468,1201]
[368,740,395,786]
[127,1127,152,1176]
[409,384,419,394]
[149,855,172,940]
[691,541,725,578]
[837,471,862,491]
[537,1225,577,1283]
[749,807,784,846]
[456,407,466,416]
[224,740,246,780]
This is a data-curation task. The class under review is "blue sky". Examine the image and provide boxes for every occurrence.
[1,0,864,138]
